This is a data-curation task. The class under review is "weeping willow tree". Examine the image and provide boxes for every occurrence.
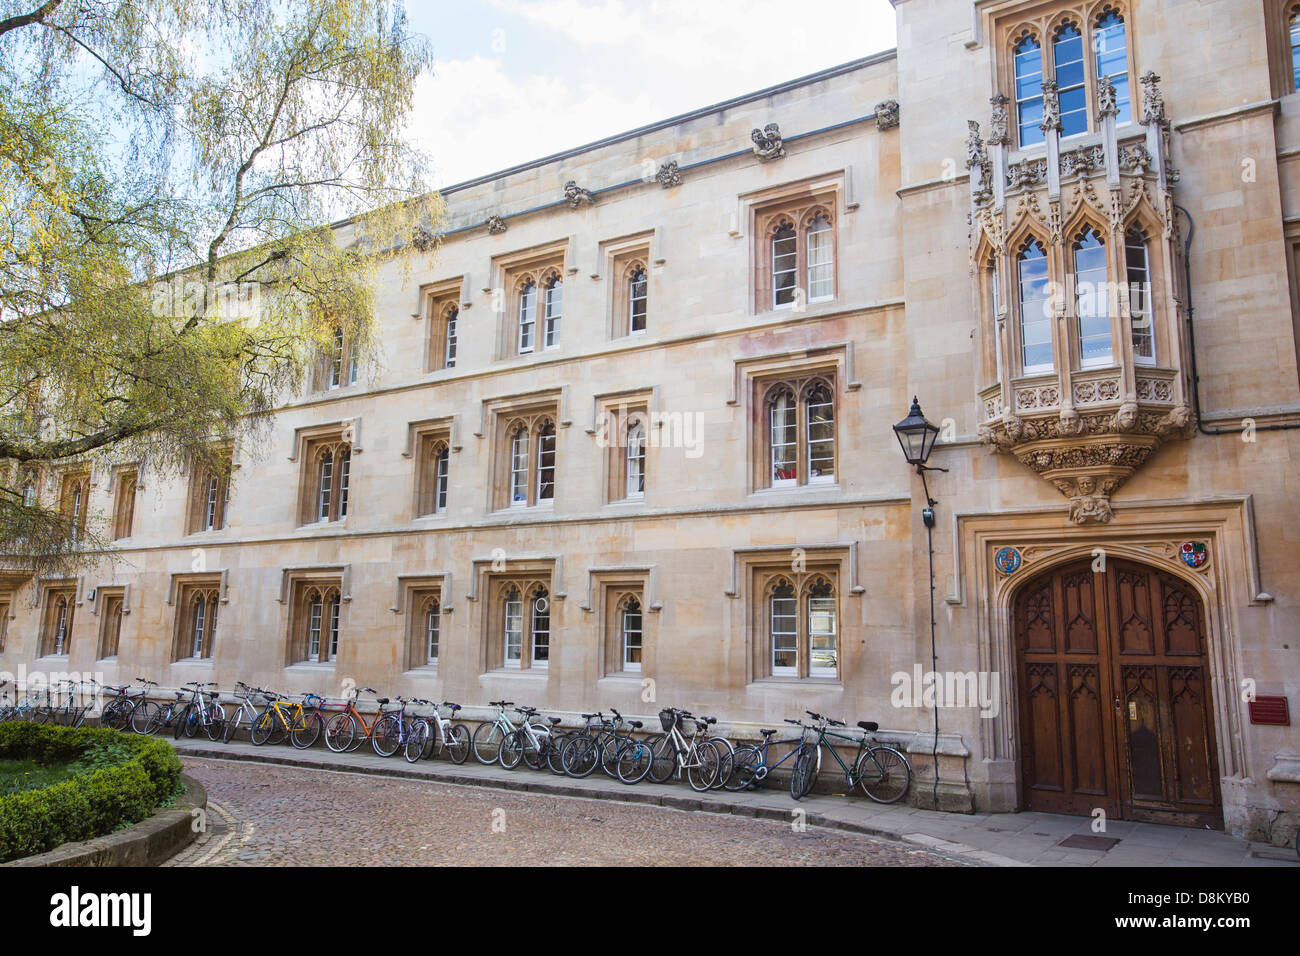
[0,0,442,574]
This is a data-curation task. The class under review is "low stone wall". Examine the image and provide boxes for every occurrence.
[3,774,206,868]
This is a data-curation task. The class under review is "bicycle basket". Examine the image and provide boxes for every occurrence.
[658,709,677,732]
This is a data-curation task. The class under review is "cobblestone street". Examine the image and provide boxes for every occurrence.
[166,757,972,866]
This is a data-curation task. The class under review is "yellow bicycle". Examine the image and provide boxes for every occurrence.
[250,690,320,748]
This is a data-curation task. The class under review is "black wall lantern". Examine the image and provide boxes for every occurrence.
[892,396,947,527]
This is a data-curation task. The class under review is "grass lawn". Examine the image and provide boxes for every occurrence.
[0,756,81,796]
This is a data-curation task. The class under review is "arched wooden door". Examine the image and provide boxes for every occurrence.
[1013,557,1222,828]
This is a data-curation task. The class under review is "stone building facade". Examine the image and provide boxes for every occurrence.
[2,0,1298,842]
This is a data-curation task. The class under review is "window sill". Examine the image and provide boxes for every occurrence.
[287,661,337,671]
[479,668,548,680]
[173,657,213,664]
[750,676,842,689]
[598,672,644,683]
[750,482,841,498]
[404,664,440,677]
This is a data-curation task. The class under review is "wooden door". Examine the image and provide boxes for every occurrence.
[1013,558,1222,828]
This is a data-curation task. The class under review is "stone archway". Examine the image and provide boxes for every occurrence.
[1011,555,1223,828]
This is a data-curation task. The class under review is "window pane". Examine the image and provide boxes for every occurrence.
[531,590,549,667]
[338,450,350,518]
[318,453,332,520]
[772,225,797,307]
[427,605,440,663]
[435,448,449,512]
[544,278,562,348]
[1017,242,1053,373]
[809,588,837,677]
[1015,38,1044,146]
[536,425,556,501]
[518,282,535,352]
[807,215,834,300]
[769,392,796,483]
[629,268,648,333]
[806,385,835,482]
[1053,27,1087,137]
[626,423,645,497]
[328,597,340,661]
[1096,12,1131,124]
[1073,230,1112,368]
[770,583,797,674]
[309,597,322,658]
[1293,16,1300,89]
[504,594,523,664]
[622,599,642,670]
[445,308,458,368]
[193,596,205,657]
[1126,232,1154,363]
[510,430,528,506]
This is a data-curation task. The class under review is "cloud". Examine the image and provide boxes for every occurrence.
[411,0,896,188]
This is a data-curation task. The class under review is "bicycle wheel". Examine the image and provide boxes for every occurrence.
[291,711,323,750]
[790,744,818,800]
[856,746,912,804]
[405,720,430,763]
[371,715,402,757]
[686,740,721,792]
[615,737,654,784]
[545,731,569,775]
[205,704,227,742]
[101,700,126,730]
[471,722,503,765]
[646,733,676,784]
[598,733,622,778]
[130,701,159,735]
[707,736,734,790]
[325,712,357,753]
[445,723,471,764]
[520,733,543,771]
[250,708,277,746]
[223,708,246,744]
[562,735,599,778]
[723,746,760,792]
[499,729,525,770]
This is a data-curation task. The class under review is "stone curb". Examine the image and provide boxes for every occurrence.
[4,774,207,868]
[172,743,998,865]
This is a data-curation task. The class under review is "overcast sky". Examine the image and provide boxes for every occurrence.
[404,0,898,188]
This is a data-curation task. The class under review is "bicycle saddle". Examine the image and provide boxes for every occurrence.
[760,728,777,736]
[376,697,390,705]
[547,716,561,725]
[857,721,879,732]
[629,720,643,729]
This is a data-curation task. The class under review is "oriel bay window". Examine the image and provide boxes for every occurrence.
[757,570,839,680]
[1005,220,1163,378]
[1003,8,1133,149]
[759,376,836,489]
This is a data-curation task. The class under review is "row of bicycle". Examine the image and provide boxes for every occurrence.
[1,677,913,802]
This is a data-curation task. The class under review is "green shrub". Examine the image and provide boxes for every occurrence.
[0,723,183,862]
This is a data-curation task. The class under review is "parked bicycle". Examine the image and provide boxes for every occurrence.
[404,700,471,765]
[324,688,387,753]
[790,711,912,803]
[645,708,721,792]
[100,678,151,731]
